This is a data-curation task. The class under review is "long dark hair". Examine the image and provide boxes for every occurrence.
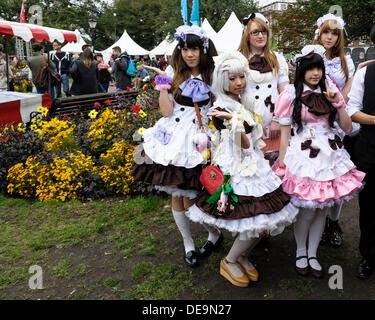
[171,34,217,97]
[292,53,336,133]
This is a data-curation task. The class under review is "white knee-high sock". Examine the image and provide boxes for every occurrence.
[308,208,328,270]
[224,236,255,277]
[328,203,342,221]
[202,223,221,243]
[294,208,315,267]
[172,210,195,254]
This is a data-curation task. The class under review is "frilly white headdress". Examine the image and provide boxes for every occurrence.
[175,25,209,53]
[314,13,346,40]
[213,52,249,72]
[294,45,326,63]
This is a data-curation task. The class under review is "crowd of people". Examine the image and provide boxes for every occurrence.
[133,12,375,287]
[0,40,169,97]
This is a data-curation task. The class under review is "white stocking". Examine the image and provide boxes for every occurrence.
[172,210,195,254]
[294,208,315,268]
[308,207,328,270]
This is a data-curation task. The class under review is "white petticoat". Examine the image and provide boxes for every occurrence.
[187,202,299,240]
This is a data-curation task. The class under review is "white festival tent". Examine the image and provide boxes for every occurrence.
[149,39,170,56]
[100,29,150,62]
[215,12,243,53]
[201,18,219,49]
[61,29,87,54]
[165,39,178,56]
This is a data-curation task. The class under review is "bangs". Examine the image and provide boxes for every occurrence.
[178,34,202,49]
[320,20,342,34]
[299,53,325,72]
[249,19,269,33]
[226,58,246,75]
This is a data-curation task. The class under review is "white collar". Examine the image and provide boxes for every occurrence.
[191,74,202,80]
[303,83,322,94]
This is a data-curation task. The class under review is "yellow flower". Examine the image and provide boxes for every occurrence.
[88,110,98,119]
[139,110,147,118]
[137,127,146,136]
[255,113,263,124]
[30,124,38,131]
[37,106,49,117]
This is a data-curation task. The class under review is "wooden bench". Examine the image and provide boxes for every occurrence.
[48,91,139,118]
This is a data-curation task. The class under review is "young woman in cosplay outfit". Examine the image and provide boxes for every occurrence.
[314,14,357,248]
[274,45,365,278]
[132,25,222,268]
[186,52,298,287]
[239,13,289,147]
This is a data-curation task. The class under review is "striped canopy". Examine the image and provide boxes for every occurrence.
[0,20,77,43]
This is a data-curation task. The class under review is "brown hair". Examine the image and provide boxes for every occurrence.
[238,18,279,73]
[316,20,349,81]
[170,34,217,98]
[82,49,94,68]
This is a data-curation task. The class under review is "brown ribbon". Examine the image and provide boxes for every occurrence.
[328,134,344,150]
[301,139,320,158]
[249,55,272,73]
[300,92,332,116]
[264,95,275,113]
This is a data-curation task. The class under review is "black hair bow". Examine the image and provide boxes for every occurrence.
[301,139,320,158]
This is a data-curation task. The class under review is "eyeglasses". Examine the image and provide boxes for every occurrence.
[249,30,267,37]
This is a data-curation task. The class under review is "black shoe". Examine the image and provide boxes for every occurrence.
[320,217,331,245]
[357,259,373,280]
[295,256,309,277]
[308,257,324,279]
[198,233,224,258]
[184,250,199,268]
[330,220,343,248]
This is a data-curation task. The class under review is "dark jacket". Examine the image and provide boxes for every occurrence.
[112,52,132,90]
[69,60,98,95]
[50,51,72,75]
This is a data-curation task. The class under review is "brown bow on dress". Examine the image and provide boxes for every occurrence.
[328,134,344,150]
[301,139,320,158]
[300,92,332,116]
[264,95,275,113]
[249,55,272,73]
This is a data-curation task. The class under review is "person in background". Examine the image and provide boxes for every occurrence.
[27,42,56,94]
[111,46,132,91]
[0,44,13,92]
[50,40,72,98]
[346,25,375,280]
[94,53,112,92]
[70,49,98,95]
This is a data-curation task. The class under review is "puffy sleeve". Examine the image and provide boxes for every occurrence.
[276,52,289,85]
[274,86,294,125]
[345,55,355,78]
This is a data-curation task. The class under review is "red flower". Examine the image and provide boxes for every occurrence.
[132,104,141,113]
[0,136,10,143]
[104,99,112,105]
[152,80,156,88]
[94,102,102,109]
[125,87,131,93]
[63,114,69,121]
[143,84,149,91]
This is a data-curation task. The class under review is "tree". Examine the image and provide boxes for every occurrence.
[273,0,375,51]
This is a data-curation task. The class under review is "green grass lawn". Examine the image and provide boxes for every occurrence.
[0,194,207,299]
[1,194,375,300]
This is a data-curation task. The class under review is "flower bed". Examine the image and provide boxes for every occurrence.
[0,82,161,201]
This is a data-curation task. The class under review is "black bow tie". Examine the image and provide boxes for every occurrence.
[328,134,344,150]
[301,139,320,158]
